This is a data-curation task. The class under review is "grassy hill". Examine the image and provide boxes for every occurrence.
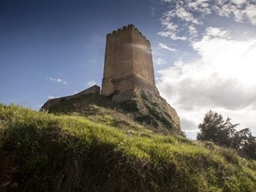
[0,103,256,191]
[41,92,182,135]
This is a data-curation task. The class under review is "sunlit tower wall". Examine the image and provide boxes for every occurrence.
[101,24,157,102]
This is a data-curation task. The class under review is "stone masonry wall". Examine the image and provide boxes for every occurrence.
[41,85,100,111]
[132,26,155,86]
[102,25,134,96]
[101,24,156,97]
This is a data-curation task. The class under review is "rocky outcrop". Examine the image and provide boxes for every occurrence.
[41,87,181,135]
[116,87,180,133]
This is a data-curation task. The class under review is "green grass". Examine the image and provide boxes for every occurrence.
[0,104,256,191]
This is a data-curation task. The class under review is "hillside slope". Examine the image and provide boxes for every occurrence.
[0,104,256,191]
[41,92,181,135]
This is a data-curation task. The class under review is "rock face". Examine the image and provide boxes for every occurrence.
[41,24,180,134]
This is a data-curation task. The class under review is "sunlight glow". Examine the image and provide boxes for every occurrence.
[193,35,256,86]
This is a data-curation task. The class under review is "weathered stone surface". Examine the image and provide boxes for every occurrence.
[116,85,180,132]
[102,24,155,97]
[41,85,100,111]
[77,85,100,95]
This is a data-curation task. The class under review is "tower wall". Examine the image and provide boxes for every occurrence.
[102,25,133,96]
[101,24,156,98]
[132,27,155,86]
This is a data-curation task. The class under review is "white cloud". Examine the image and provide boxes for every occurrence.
[245,4,256,25]
[158,31,171,37]
[156,28,256,136]
[156,0,256,138]
[47,95,58,99]
[188,25,197,35]
[158,43,176,52]
[45,77,67,85]
[171,34,187,41]
[158,3,202,41]
[176,6,201,24]
[192,34,256,87]
[188,25,198,40]
[86,80,96,87]
[155,58,166,65]
[205,27,229,38]
[158,0,256,42]
[232,0,247,5]
[216,2,256,25]
[158,31,187,41]
[163,21,178,31]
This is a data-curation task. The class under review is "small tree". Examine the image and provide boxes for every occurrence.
[197,110,256,160]
[197,111,238,147]
[243,135,256,159]
[233,128,256,159]
[232,128,251,149]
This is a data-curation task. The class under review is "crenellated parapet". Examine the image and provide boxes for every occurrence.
[107,24,150,46]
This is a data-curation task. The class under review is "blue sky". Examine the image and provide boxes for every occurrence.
[1,0,256,139]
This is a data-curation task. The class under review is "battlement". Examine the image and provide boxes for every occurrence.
[107,24,150,45]
[108,24,134,35]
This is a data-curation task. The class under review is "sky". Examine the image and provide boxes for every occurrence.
[1,0,256,139]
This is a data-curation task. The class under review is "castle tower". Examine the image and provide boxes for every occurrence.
[101,24,180,131]
[102,24,158,102]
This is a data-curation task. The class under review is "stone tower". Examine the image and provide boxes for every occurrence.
[102,24,158,102]
[102,24,180,130]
